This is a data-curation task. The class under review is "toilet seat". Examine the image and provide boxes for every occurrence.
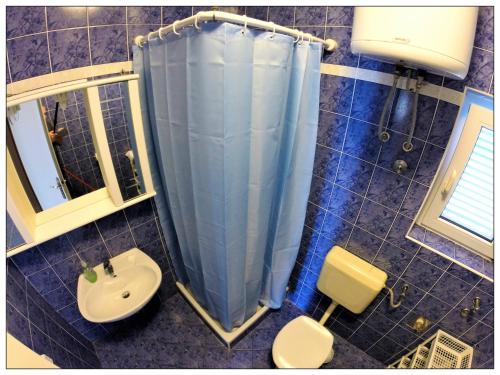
[272,315,334,368]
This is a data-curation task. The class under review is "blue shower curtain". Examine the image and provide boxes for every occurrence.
[133,22,321,331]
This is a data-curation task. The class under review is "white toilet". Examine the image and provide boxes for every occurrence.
[272,246,388,368]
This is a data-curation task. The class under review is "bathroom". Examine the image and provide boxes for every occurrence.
[4,2,494,370]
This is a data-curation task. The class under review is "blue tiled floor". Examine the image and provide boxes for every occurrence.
[93,292,383,369]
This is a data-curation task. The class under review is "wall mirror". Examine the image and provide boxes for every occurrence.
[7,89,106,212]
[98,82,145,201]
[7,67,155,255]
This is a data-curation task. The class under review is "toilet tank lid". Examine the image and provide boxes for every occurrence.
[326,246,388,289]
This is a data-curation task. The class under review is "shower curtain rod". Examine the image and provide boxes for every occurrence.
[134,10,338,51]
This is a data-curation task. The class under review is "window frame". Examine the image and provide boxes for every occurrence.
[416,91,493,259]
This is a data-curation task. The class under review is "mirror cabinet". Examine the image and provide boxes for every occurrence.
[7,69,155,256]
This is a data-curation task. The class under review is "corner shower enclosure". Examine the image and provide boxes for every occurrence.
[133,12,325,341]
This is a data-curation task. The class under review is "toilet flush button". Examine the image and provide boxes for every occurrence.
[122,291,130,299]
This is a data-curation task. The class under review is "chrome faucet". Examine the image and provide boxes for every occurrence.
[103,259,115,277]
[460,297,480,318]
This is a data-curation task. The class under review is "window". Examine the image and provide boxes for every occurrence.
[440,126,493,241]
[417,96,493,259]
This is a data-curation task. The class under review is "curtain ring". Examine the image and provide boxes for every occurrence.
[241,15,248,34]
[307,33,313,43]
[158,27,165,40]
[269,22,276,39]
[194,14,201,31]
[293,32,300,44]
[147,32,154,42]
[299,31,304,45]
[173,20,181,36]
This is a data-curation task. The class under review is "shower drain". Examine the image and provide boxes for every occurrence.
[122,291,131,299]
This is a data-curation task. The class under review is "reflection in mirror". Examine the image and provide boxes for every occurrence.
[40,90,105,200]
[99,82,144,201]
[6,211,26,251]
[7,90,106,212]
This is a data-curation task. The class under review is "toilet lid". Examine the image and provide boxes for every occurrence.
[272,315,334,368]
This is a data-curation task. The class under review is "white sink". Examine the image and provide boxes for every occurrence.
[77,248,162,323]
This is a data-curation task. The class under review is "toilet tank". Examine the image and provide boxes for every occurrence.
[317,246,387,314]
[351,7,478,79]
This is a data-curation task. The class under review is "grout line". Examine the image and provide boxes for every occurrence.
[56,300,78,314]
[122,208,139,249]
[87,8,93,66]
[472,45,494,53]
[6,30,53,41]
[24,280,36,350]
[45,7,53,73]
[125,7,130,60]
[322,6,328,41]
[6,49,13,83]
[469,329,493,349]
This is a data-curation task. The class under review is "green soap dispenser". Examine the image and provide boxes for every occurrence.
[81,261,97,283]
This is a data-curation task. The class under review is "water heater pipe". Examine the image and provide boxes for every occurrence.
[378,68,402,142]
[402,73,425,152]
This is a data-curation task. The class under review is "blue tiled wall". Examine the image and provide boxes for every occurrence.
[271,6,493,368]
[9,199,177,344]
[7,258,101,368]
[6,5,494,369]
[409,223,494,279]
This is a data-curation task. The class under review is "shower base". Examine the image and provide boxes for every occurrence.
[176,281,269,347]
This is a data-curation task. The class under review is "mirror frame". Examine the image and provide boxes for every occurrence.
[6,63,155,256]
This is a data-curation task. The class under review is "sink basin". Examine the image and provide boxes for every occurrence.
[77,248,162,323]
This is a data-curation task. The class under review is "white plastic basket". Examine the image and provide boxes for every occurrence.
[409,345,430,368]
[426,330,473,369]
[396,356,412,369]
[387,329,474,369]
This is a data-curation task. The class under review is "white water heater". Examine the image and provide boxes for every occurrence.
[351,7,478,79]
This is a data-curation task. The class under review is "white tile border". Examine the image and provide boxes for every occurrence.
[320,63,464,106]
[404,233,493,283]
